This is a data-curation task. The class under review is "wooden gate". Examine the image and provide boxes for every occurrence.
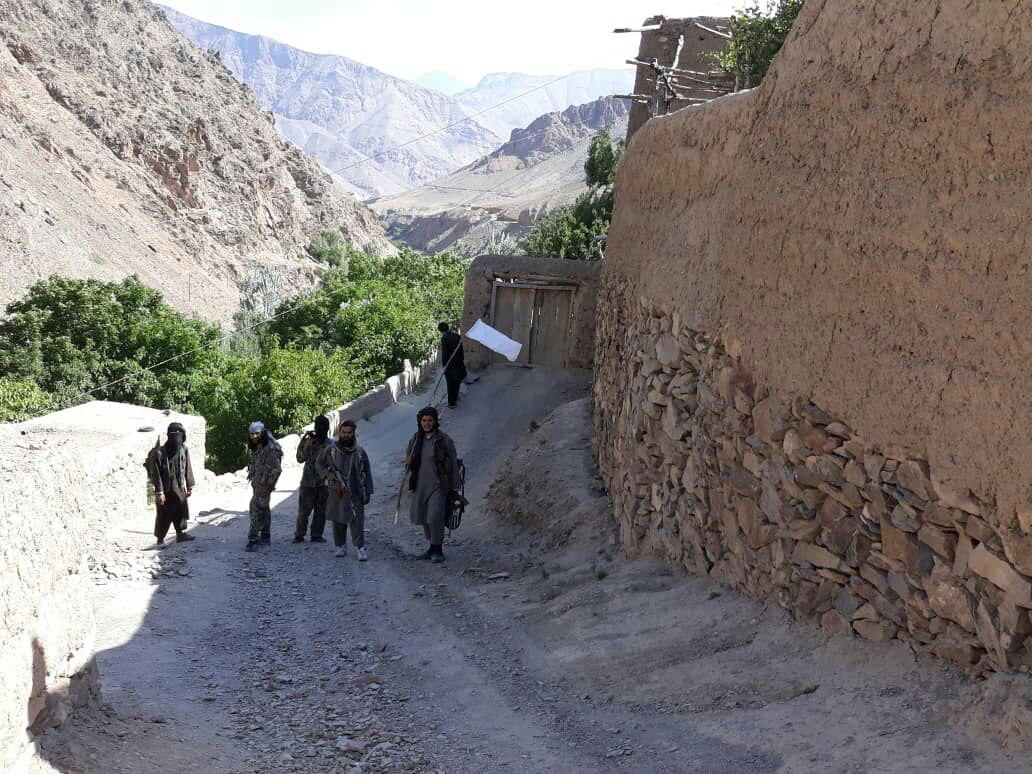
[489,280,575,368]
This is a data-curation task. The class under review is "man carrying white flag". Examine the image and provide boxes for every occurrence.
[464,319,523,363]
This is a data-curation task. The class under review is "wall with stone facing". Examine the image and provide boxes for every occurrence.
[594,283,1032,675]
[0,402,205,771]
[594,1,1032,677]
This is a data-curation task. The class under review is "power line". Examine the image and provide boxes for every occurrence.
[17,132,603,424]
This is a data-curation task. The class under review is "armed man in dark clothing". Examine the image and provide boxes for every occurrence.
[145,421,196,546]
[438,322,466,408]
[293,415,332,544]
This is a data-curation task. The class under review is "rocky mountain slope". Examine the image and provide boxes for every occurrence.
[162,6,502,200]
[454,69,634,138]
[0,0,390,324]
[374,97,629,256]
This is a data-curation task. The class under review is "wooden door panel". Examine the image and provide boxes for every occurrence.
[492,285,535,364]
[530,289,573,367]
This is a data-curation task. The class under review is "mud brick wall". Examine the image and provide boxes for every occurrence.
[593,0,1032,676]
[0,401,205,770]
[594,283,1032,675]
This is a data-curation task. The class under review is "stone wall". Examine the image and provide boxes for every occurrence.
[0,402,205,770]
[304,349,439,431]
[594,0,1032,676]
[461,254,601,370]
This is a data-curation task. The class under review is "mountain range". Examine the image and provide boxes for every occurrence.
[374,96,630,257]
[161,7,634,200]
[0,0,389,324]
[452,70,634,139]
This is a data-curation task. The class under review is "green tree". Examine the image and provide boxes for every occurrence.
[715,0,804,88]
[268,248,467,378]
[0,275,225,411]
[0,246,469,473]
[195,348,364,473]
[521,125,624,261]
[0,378,51,422]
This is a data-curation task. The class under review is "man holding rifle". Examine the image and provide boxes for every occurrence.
[293,415,332,544]
[320,420,374,560]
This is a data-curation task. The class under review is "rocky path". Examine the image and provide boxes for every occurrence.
[30,367,1032,774]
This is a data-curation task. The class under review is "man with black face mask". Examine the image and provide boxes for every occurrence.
[145,421,196,546]
[294,415,332,544]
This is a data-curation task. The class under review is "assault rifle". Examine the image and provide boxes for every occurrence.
[324,448,352,501]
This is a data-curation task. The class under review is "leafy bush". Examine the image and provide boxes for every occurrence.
[715,0,804,87]
[0,275,225,411]
[268,248,467,379]
[0,378,51,423]
[305,230,363,270]
[522,126,624,261]
[194,348,365,473]
[0,246,467,473]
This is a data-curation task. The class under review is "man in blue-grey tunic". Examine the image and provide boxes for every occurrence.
[320,420,374,560]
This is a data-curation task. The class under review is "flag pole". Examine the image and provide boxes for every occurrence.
[431,334,465,406]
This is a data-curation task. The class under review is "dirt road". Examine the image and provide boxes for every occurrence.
[30,367,1032,773]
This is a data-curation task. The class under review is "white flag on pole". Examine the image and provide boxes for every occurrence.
[465,319,523,362]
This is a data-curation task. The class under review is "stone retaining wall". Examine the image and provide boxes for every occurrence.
[593,0,1032,677]
[0,402,205,770]
[594,281,1031,675]
[304,350,439,433]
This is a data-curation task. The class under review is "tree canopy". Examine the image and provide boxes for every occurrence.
[715,0,805,88]
[521,125,625,261]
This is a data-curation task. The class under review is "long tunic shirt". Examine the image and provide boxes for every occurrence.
[146,445,195,499]
[320,444,373,525]
[408,431,460,527]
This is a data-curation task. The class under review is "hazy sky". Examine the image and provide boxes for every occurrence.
[159,0,742,83]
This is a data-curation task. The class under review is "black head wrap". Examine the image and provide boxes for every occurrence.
[314,415,330,441]
[164,422,185,455]
[408,407,440,491]
[416,406,439,429]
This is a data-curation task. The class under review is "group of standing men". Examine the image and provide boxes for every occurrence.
[145,323,466,563]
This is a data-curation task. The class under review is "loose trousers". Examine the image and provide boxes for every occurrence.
[295,485,328,539]
[154,493,188,540]
[332,506,365,548]
[248,486,272,542]
[445,373,462,406]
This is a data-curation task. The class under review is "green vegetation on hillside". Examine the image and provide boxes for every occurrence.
[521,125,624,261]
[715,0,805,88]
[0,247,466,472]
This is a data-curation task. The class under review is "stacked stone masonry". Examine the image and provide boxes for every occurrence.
[594,280,1032,676]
